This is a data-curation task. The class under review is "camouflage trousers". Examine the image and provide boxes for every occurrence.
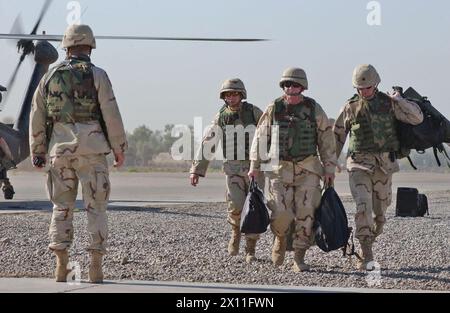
[47,154,110,254]
[225,166,265,240]
[349,168,392,244]
[266,167,322,250]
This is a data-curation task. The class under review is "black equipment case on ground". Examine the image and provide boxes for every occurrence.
[396,187,429,217]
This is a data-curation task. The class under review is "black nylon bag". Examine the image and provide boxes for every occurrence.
[313,187,351,252]
[395,187,419,217]
[395,87,450,167]
[240,178,270,234]
[418,194,429,217]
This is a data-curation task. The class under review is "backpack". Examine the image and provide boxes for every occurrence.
[313,187,352,252]
[394,86,450,169]
[418,194,429,217]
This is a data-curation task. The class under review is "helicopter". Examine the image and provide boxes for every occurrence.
[0,0,266,200]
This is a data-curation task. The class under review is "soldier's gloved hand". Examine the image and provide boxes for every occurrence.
[323,173,335,188]
[32,156,46,168]
[248,170,260,179]
[388,90,403,102]
[190,174,200,187]
[113,152,125,168]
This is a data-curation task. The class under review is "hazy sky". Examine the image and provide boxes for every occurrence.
[1,0,449,132]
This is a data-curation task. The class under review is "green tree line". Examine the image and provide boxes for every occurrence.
[125,124,194,167]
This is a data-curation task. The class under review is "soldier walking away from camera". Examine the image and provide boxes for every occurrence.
[30,25,127,283]
[249,68,337,272]
[190,78,264,263]
[333,64,423,270]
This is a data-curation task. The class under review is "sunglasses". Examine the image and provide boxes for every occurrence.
[224,92,241,97]
[283,81,302,88]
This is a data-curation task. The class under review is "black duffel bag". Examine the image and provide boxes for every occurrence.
[313,187,351,252]
[240,178,270,234]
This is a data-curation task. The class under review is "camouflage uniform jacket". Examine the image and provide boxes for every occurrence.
[190,103,263,177]
[30,56,128,158]
[334,91,423,174]
[249,96,337,177]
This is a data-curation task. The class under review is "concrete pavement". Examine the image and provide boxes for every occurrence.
[0,278,441,293]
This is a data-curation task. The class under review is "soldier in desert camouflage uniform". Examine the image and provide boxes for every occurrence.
[249,68,337,272]
[30,24,127,283]
[333,64,423,270]
[190,78,265,263]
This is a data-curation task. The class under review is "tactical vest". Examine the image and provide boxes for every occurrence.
[273,97,318,161]
[45,56,101,123]
[348,92,400,153]
[218,102,257,160]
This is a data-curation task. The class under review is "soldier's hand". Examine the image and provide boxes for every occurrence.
[248,170,260,179]
[388,90,403,102]
[114,152,125,168]
[32,156,46,168]
[190,174,200,187]
[323,173,335,188]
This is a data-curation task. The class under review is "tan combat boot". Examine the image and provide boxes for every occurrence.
[89,251,104,283]
[293,249,310,272]
[54,249,70,282]
[227,226,241,256]
[374,223,384,238]
[272,236,287,266]
[357,243,375,271]
[245,237,257,264]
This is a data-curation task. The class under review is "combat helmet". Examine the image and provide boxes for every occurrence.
[220,78,247,100]
[352,64,380,88]
[62,24,96,49]
[279,67,308,90]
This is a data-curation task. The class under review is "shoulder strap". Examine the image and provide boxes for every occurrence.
[43,60,70,92]
[242,101,257,124]
[299,97,317,124]
[348,94,360,103]
[273,97,285,111]
[407,156,418,170]
[217,104,228,128]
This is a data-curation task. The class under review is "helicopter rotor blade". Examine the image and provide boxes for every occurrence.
[0,33,268,42]
[1,0,52,110]
[8,14,25,47]
[0,58,25,110]
[10,14,25,34]
[95,35,268,42]
[30,0,53,35]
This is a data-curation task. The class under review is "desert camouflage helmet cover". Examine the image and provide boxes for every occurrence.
[62,24,96,49]
[220,78,247,100]
[352,64,381,88]
[279,67,308,90]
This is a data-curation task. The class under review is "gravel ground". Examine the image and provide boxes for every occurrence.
[0,191,449,291]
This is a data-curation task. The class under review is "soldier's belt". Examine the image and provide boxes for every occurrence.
[47,116,99,123]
